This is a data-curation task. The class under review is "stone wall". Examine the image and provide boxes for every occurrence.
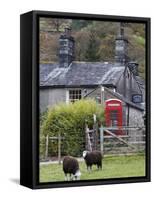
[40,87,97,112]
[128,106,145,144]
[129,107,144,127]
[40,88,66,112]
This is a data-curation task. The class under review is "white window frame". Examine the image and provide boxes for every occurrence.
[66,89,82,103]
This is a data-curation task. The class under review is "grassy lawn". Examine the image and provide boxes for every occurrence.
[39,154,145,182]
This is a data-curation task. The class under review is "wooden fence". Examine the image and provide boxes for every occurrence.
[41,125,145,163]
[86,125,145,154]
[99,126,145,154]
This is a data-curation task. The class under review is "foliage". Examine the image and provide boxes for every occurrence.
[40,17,71,32]
[40,100,104,158]
[40,154,145,182]
[84,30,100,61]
[71,20,93,31]
[40,109,48,126]
[74,30,90,61]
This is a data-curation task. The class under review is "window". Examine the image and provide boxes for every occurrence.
[110,110,118,120]
[132,94,143,103]
[110,110,118,127]
[69,89,82,103]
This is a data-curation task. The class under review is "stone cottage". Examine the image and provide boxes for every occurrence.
[40,25,145,120]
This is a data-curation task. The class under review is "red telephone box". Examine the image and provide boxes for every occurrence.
[105,99,123,135]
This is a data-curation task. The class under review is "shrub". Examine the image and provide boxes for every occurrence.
[40,99,104,158]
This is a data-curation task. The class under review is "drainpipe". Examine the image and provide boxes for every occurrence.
[101,86,105,105]
[123,67,127,98]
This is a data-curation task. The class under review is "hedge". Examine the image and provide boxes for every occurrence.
[40,99,104,158]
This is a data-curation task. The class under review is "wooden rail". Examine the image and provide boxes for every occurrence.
[104,129,137,150]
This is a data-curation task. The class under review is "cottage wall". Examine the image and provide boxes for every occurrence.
[128,107,144,145]
[84,88,101,101]
[40,87,144,129]
[129,107,144,127]
[40,88,66,112]
[40,88,97,112]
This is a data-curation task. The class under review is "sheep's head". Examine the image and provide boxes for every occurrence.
[82,150,88,158]
[72,170,81,180]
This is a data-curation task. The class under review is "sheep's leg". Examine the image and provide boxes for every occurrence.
[97,164,101,170]
[65,174,68,181]
[87,166,90,173]
[71,174,75,181]
[100,162,102,170]
[71,174,74,181]
[88,165,92,173]
[72,175,76,181]
[70,174,73,181]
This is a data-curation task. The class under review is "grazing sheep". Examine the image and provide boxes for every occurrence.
[83,150,103,171]
[63,156,81,181]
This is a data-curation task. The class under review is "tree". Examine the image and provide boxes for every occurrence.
[74,30,89,61]
[40,18,71,32]
[84,30,100,61]
[71,20,93,31]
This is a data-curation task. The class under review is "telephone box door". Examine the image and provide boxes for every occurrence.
[105,99,123,135]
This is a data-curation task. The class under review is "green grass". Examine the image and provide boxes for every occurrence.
[39,154,145,182]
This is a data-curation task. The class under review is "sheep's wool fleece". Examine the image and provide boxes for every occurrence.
[63,156,79,175]
[84,151,102,165]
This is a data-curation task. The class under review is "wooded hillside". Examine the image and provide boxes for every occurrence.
[40,18,145,79]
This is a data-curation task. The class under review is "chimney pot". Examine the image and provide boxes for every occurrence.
[59,27,75,68]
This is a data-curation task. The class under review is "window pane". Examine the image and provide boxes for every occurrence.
[69,89,82,103]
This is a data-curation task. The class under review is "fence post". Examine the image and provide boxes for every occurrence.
[58,132,61,165]
[45,135,49,159]
[85,123,88,150]
[96,122,98,150]
[100,125,104,153]
[88,130,92,152]
[93,114,97,151]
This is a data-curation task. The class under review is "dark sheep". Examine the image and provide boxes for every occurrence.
[83,150,103,171]
[63,156,81,181]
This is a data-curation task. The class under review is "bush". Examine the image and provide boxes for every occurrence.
[40,99,104,158]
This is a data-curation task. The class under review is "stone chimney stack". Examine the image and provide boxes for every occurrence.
[115,23,129,65]
[128,61,139,76]
[59,27,75,68]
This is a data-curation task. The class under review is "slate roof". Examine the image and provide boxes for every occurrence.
[40,62,125,87]
[134,76,145,89]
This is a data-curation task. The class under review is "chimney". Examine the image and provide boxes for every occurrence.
[115,23,129,65]
[59,27,75,68]
[127,61,139,76]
